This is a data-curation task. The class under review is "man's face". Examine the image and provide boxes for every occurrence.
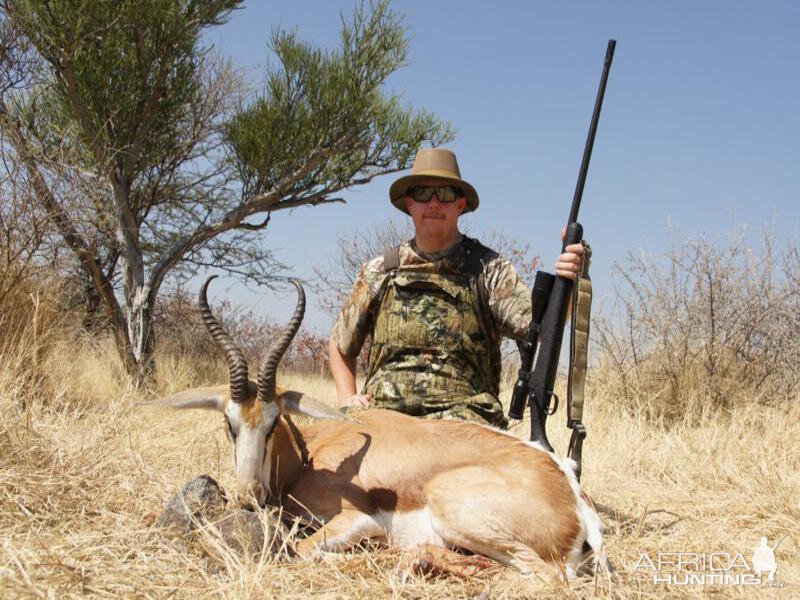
[404,179,467,240]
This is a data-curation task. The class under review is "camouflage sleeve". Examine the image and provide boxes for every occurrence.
[330,256,388,358]
[483,256,532,341]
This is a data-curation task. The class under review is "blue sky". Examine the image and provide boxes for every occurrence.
[201,1,799,333]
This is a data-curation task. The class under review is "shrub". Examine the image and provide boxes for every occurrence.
[153,286,330,381]
[593,227,800,422]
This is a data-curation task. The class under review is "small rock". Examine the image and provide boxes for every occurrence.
[215,509,266,557]
[198,509,292,565]
[155,475,227,536]
[155,476,292,563]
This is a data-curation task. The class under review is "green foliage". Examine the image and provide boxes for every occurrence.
[8,0,241,178]
[226,0,453,198]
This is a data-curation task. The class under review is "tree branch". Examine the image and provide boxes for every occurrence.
[236,214,270,231]
[268,196,346,212]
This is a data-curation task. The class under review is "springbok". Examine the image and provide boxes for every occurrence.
[156,276,608,578]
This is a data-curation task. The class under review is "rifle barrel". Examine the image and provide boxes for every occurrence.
[567,39,616,232]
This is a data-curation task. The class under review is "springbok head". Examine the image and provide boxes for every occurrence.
[157,276,344,507]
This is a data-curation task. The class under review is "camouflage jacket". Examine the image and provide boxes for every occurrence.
[332,236,532,427]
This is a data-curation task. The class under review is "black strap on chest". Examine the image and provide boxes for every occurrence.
[383,245,401,272]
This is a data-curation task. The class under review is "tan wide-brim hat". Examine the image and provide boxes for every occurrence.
[389,148,479,214]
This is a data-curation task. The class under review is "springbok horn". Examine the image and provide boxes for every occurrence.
[257,279,305,403]
[199,275,249,403]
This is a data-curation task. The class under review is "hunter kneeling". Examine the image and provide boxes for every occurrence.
[329,147,585,427]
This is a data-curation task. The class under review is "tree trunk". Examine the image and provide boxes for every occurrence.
[109,315,138,378]
[125,285,156,387]
[110,172,157,387]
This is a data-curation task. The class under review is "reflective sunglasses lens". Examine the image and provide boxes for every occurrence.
[437,186,458,203]
[411,186,434,202]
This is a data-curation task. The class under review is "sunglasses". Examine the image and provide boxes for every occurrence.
[408,185,464,204]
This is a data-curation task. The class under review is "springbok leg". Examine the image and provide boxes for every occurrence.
[403,544,496,578]
[295,510,384,560]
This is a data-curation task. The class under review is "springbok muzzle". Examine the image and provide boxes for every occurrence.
[237,480,267,509]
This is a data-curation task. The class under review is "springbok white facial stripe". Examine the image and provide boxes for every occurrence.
[225,403,243,436]
[226,400,280,503]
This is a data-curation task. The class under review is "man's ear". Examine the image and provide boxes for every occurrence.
[405,196,414,213]
[457,197,467,214]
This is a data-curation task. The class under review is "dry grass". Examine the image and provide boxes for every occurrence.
[1,297,798,598]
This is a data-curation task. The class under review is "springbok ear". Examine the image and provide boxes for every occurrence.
[277,390,347,421]
[151,385,227,412]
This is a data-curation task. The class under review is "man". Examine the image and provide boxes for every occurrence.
[328,148,584,428]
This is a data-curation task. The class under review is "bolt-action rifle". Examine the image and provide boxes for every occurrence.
[508,40,616,474]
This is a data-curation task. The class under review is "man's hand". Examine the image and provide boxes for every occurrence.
[329,336,369,408]
[340,393,371,409]
[556,228,585,281]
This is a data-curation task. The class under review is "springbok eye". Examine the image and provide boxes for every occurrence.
[224,416,237,441]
